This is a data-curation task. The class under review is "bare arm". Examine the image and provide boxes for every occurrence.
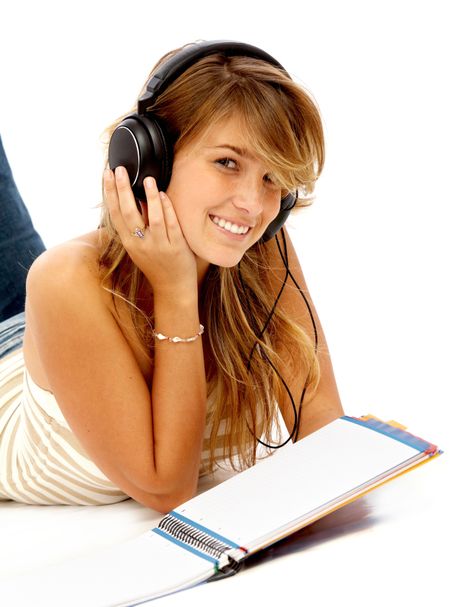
[264,228,344,439]
[25,171,208,513]
[25,248,207,513]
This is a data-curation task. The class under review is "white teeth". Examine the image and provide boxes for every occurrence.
[211,215,250,235]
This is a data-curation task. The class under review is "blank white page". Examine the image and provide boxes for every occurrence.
[0,529,214,607]
[175,418,423,548]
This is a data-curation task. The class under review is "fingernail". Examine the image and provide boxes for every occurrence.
[144,176,155,189]
[116,166,126,178]
[104,168,112,181]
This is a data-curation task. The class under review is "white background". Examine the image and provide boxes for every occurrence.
[0,0,449,604]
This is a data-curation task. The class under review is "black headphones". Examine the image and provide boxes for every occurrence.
[108,40,298,242]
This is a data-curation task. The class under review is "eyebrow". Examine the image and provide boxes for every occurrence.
[206,144,252,158]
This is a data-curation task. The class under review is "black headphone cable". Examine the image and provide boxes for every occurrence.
[238,227,318,448]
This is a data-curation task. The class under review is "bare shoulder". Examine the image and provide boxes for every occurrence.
[24,228,152,389]
[26,230,105,298]
[24,230,113,388]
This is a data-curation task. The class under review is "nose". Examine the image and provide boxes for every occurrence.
[231,174,265,217]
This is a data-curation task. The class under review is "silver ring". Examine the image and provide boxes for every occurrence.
[131,226,145,239]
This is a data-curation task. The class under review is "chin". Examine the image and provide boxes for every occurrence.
[210,254,244,268]
[195,246,245,269]
[217,258,243,268]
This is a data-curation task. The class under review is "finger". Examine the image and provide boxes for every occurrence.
[114,167,146,233]
[104,169,146,244]
[103,168,131,238]
[143,177,168,239]
[159,192,184,243]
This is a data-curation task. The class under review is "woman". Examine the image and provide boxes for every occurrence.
[0,41,343,512]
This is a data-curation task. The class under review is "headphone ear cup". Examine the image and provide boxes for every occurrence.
[260,191,297,242]
[108,114,173,199]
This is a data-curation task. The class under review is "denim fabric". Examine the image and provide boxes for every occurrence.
[0,311,25,359]
[0,135,46,322]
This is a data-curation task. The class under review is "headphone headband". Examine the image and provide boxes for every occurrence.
[137,40,290,114]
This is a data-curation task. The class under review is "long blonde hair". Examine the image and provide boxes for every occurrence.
[99,43,323,471]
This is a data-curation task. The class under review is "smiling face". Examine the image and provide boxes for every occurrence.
[165,115,282,279]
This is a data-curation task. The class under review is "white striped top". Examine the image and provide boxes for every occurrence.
[0,348,228,505]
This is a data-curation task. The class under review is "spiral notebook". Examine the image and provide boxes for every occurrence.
[1,415,441,607]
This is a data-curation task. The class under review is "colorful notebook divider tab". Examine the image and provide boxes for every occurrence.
[343,415,439,455]
[359,414,407,430]
[152,511,247,574]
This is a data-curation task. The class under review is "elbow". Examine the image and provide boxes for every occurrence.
[126,467,199,514]
[153,478,199,513]
[119,451,201,513]
[137,485,197,514]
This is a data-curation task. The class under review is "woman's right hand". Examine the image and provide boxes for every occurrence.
[103,166,198,295]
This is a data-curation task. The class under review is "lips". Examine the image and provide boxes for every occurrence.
[209,215,251,235]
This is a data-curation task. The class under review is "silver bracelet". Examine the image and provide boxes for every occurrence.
[153,324,205,343]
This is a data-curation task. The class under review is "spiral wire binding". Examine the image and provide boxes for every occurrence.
[158,514,234,561]
[157,513,244,579]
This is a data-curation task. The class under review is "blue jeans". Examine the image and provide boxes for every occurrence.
[0,311,25,359]
[0,134,45,322]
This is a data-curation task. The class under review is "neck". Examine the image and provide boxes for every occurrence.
[196,256,211,290]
